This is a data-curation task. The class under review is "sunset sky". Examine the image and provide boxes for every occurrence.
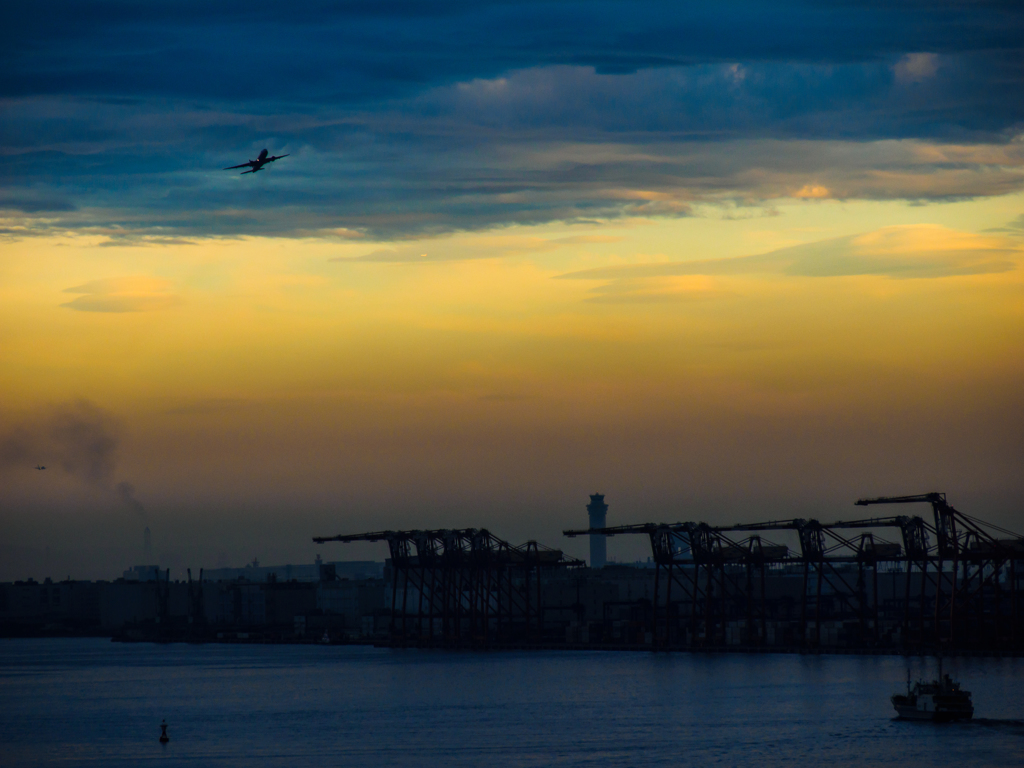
[2,1,1023,579]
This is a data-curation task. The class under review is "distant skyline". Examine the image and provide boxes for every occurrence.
[2,1,1023,580]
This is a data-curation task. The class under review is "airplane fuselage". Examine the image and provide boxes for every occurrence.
[223,148,289,175]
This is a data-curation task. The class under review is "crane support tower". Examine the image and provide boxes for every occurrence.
[587,494,608,569]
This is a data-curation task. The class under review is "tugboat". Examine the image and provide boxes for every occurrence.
[892,660,973,721]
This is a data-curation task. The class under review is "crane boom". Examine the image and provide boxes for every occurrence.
[855,492,946,507]
[563,523,656,538]
[313,530,403,543]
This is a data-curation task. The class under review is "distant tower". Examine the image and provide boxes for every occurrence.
[144,526,152,563]
[587,494,608,569]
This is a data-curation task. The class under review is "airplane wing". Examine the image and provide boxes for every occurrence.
[223,162,253,170]
[240,168,256,174]
[267,154,290,162]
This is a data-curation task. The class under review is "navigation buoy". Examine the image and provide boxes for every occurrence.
[159,720,169,744]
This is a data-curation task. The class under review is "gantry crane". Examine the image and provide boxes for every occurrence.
[565,494,1023,651]
[313,528,583,647]
[856,493,1022,648]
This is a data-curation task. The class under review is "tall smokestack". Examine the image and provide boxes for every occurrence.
[587,494,608,569]
[144,526,152,563]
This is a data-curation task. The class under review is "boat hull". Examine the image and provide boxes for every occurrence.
[892,695,973,722]
[893,704,973,722]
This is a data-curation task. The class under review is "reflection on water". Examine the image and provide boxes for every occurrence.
[966,718,1024,732]
[1,639,1022,767]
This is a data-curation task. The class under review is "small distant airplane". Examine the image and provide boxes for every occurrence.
[36,465,46,470]
[223,149,289,174]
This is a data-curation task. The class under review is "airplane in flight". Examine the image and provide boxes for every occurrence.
[223,149,289,174]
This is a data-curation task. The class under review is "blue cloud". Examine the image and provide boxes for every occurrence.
[2,2,1023,239]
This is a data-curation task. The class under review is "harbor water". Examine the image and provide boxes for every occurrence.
[2,639,1023,767]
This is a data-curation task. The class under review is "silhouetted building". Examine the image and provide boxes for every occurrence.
[587,494,608,569]
[123,565,161,581]
[201,557,383,583]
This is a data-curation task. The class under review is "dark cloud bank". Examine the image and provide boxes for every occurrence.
[2,1,1024,239]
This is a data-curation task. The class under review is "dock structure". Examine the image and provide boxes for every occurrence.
[565,493,1024,653]
[312,528,584,647]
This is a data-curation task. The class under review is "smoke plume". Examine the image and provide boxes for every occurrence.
[0,400,145,515]
[116,481,145,515]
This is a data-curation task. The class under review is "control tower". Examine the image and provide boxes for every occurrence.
[587,494,608,569]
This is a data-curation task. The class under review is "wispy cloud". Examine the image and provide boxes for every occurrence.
[61,276,181,312]
[332,233,626,263]
[163,398,253,416]
[0,195,76,213]
[987,213,1024,235]
[558,225,1023,302]
[893,53,940,85]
